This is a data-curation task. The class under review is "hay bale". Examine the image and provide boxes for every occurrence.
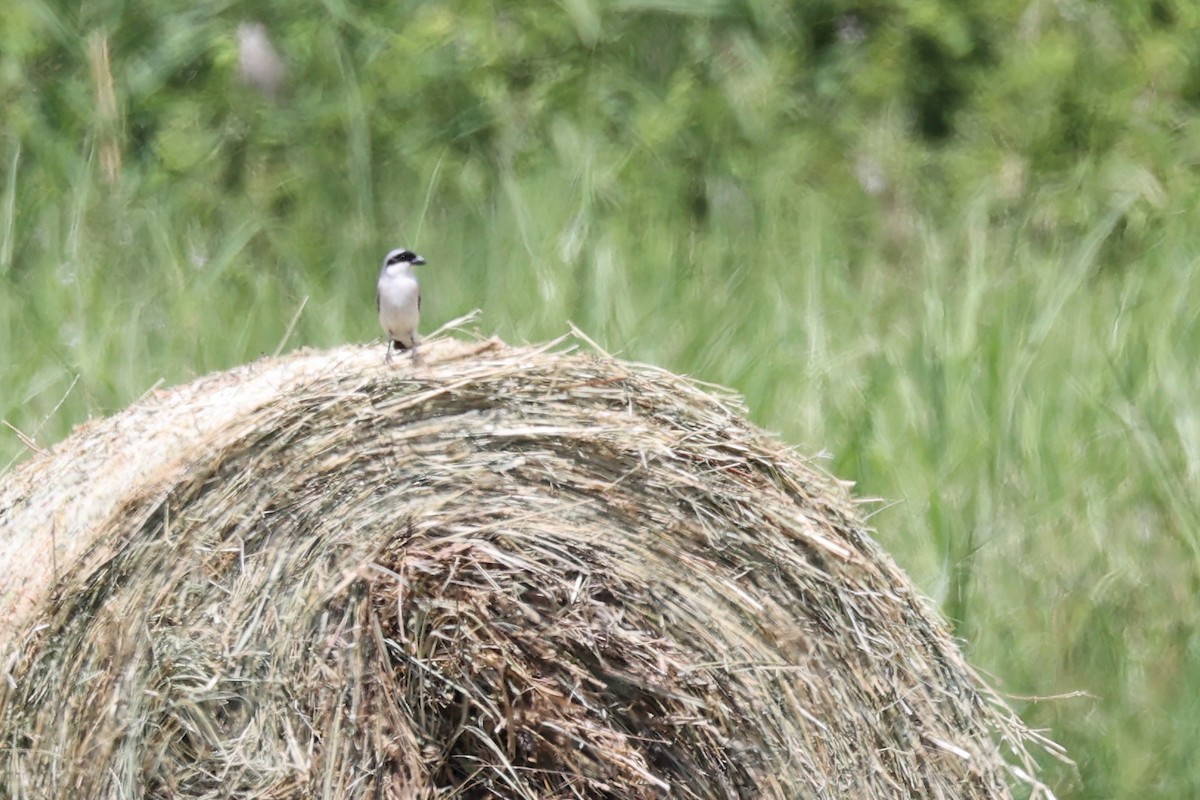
[0,336,1058,798]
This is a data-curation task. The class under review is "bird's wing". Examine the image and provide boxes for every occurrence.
[375,289,380,314]
[418,289,422,312]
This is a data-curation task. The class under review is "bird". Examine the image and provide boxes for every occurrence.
[236,21,286,101]
[376,248,426,364]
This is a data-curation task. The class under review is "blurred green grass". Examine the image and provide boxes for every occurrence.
[5,2,1200,797]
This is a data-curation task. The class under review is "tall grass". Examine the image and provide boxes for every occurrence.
[4,6,1200,798]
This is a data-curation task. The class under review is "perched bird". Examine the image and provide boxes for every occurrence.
[376,248,426,364]
[237,21,286,101]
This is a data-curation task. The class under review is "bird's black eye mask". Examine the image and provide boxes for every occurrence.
[386,250,417,266]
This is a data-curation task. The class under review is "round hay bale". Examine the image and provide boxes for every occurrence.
[0,336,1057,799]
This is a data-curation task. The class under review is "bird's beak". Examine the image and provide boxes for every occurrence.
[413,256,427,266]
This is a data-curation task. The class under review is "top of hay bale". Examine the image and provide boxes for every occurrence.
[0,334,1059,799]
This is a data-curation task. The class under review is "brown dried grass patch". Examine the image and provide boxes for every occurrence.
[0,333,1060,798]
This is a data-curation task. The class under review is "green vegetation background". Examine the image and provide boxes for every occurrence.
[4,1,1200,796]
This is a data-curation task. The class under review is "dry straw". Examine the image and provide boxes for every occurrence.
[0,332,1061,798]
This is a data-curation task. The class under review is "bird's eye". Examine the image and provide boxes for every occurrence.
[386,249,417,266]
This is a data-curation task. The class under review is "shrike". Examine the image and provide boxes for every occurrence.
[376,248,426,364]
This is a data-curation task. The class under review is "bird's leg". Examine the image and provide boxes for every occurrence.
[385,340,394,365]
[411,342,422,366]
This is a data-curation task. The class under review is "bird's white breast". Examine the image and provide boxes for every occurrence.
[378,265,420,345]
